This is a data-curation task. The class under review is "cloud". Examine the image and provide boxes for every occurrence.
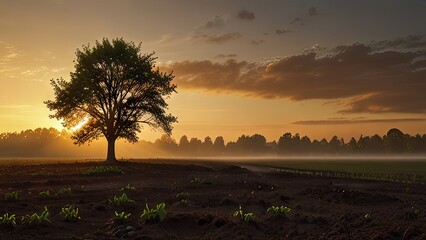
[275,29,291,35]
[194,32,242,44]
[204,16,226,29]
[216,54,237,58]
[290,17,304,26]
[156,34,175,44]
[0,42,22,64]
[163,37,426,113]
[251,40,264,45]
[293,118,426,125]
[308,7,318,16]
[369,35,426,51]
[237,10,255,20]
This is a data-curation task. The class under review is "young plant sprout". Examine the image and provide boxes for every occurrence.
[120,184,136,192]
[57,188,72,196]
[61,205,80,222]
[233,205,256,223]
[38,191,50,198]
[4,191,20,201]
[109,193,135,207]
[0,213,17,227]
[190,177,206,184]
[21,207,51,225]
[267,205,292,216]
[141,203,167,222]
[114,211,131,223]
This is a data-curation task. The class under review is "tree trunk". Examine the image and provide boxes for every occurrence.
[106,139,117,163]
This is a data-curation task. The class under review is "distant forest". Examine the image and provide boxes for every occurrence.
[0,128,425,158]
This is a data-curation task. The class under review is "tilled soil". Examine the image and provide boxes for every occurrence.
[0,161,424,240]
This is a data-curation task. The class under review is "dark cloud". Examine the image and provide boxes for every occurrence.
[237,10,255,20]
[251,40,264,45]
[195,32,242,44]
[290,17,304,26]
[369,35,426,51]
[293,118,426,125]
[308,7,318,16]
[276,29,291,35]
[163,37,426,113]
[204,16,226,28]
[216,54,237,58]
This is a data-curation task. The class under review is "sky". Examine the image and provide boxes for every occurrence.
[0,0,426,143]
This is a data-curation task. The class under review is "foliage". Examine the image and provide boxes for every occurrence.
[109,193,135,207]
[83,166,124,176]
[45,38,177,162]
[21,207,51,225]
[120,184,136,192]
[114,211,131,223]
[267,205,292,216]
[61,205,81,222]
[233,206,256,223]
[4,191,20,201]
[57,188,72,195]
[141,203,167,222]
[0,213,16,227]
[38,191,50,198]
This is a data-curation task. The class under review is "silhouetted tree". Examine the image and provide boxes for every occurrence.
[384,128,405,153]
[213,136,225,154]
[202,136,214,155]
[45,38,177,162]
[347,137,358,153]
[178,135,190,154]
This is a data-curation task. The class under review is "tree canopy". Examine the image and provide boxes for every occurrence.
[45,38,177,162]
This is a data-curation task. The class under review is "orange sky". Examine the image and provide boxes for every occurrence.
[0,0,425,143]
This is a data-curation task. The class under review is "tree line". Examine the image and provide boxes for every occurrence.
[1,127,423,158]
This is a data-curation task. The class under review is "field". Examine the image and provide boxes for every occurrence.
[0,159,424,239]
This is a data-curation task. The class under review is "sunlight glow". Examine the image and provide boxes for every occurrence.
[71,117,89,132]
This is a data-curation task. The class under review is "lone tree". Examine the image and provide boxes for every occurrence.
[45,38,177,163]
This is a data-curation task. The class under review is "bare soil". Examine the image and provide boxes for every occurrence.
[0,160,424,240]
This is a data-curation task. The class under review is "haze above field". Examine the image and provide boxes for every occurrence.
[1,0,426,143]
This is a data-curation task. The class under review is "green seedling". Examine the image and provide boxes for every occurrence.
[364,213,371,221]
[120,184,136,192]
[114,211,131,223]
[180,199,188,206]
[412,207,420,217]
[0,213,17,227]
[190,177,206,184]
[21,207,51,225]
[176,192,190,199]
[30,171,51,176]
[109,193,135,207]
[83,166,124,176]
[267,205,292,216]
[61,205,80,222]
[141,203,167,222]
[4,191,20,201]
[57,188,72,195]
[38,191,50,198]
[233,205,256,223]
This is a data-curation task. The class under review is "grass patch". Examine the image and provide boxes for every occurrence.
[83,166,124,176]
[248,160,426,184]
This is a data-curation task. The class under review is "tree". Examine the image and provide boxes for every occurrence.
[45,38,177,162]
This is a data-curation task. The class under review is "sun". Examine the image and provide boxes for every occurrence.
[71,117,89,132]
